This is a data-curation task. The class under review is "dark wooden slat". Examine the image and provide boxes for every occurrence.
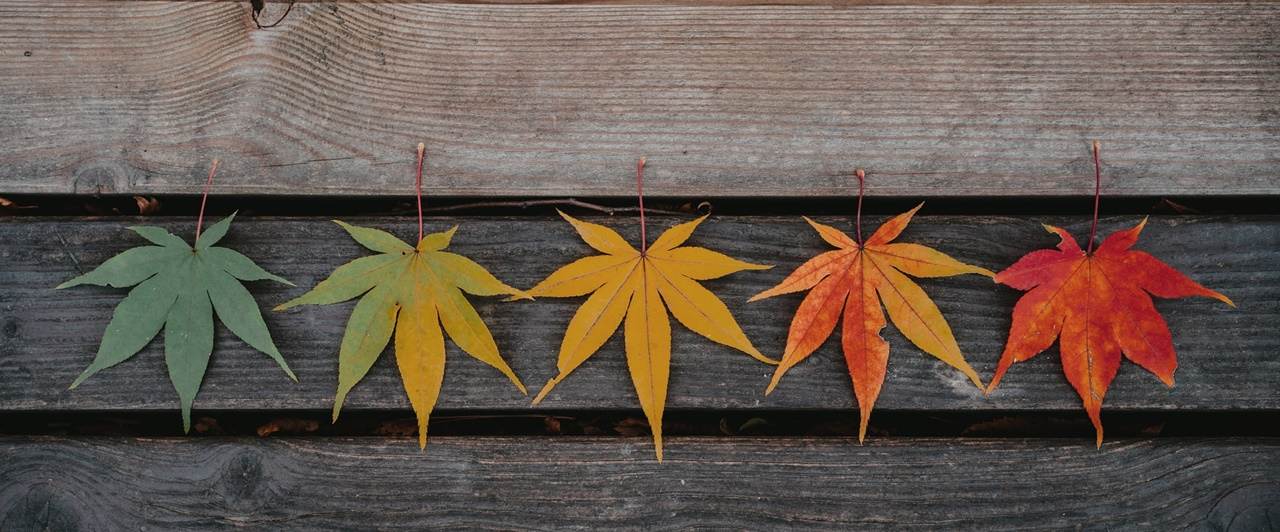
[1,436,1277,529]
[1,2,1277,197]
[137,0,1277,5]
[0,214,1272,414]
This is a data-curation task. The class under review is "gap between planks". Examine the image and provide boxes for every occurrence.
[159,0,1267,5]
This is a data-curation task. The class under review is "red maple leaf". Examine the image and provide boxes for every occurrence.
[986,143,1234,445]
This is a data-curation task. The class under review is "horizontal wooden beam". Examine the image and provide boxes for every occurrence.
[1,214,1272,414]
[1,2,1276,197]
[1,436,1277,528]
[128,0,1270,5]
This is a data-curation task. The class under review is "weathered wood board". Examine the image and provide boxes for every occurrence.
[1,2,1277,197]
[2,214,1271,413]
[2,0,1277,529]
[1,436,1277,529]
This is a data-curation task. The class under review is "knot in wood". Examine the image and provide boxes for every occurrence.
[213,446,279,513]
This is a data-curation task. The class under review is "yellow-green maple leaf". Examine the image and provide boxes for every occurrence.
[527,211,774,460]
[276,221,527,448]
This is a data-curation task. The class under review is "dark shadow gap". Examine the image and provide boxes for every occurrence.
[1,194,1276,219]
[141,0,1280,6]
[2,409,1277,440]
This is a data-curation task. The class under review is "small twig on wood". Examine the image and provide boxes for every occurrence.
[0,197,36,210]
[431,414,576,423]
[251,0,295,29]
[1155,198,1200,215]
[419,198,702,217]
[133,196,161,215]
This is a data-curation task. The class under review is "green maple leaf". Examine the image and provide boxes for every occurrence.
[274,221,528,448]
[57,212,296,431]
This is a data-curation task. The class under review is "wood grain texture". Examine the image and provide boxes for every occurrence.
[1,436,1278,529]
[1,214,1272,414]
[1,2,1277,197]
[176,0,1280,5]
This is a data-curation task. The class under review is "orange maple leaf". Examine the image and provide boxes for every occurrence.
[987,142,1234,446]
[751,193,992,441]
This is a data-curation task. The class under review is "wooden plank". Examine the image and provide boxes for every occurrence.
[145,0,1280,5]
[1,436,1277,528]
[1,2,1276,197]
[1,214,1273,413]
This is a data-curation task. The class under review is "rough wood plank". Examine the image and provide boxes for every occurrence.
[157,0,1278,5]
[1,214,1272,414]
[1,436,1277,529]
[1,2,1277,197]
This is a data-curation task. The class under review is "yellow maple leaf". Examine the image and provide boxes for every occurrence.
[527,210,775,460]
[276,221,528,448]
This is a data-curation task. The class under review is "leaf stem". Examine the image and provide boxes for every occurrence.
[854,168,866,246]
[195,159,218,241]
[637,157,647,255]
[1087,140,1101,254]
[416,142,426,244]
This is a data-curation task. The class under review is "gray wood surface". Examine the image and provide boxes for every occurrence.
[1,436,1277,529]
[1,2,1276,197]
[1,214,1271,413]
[125,0,1278,4]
